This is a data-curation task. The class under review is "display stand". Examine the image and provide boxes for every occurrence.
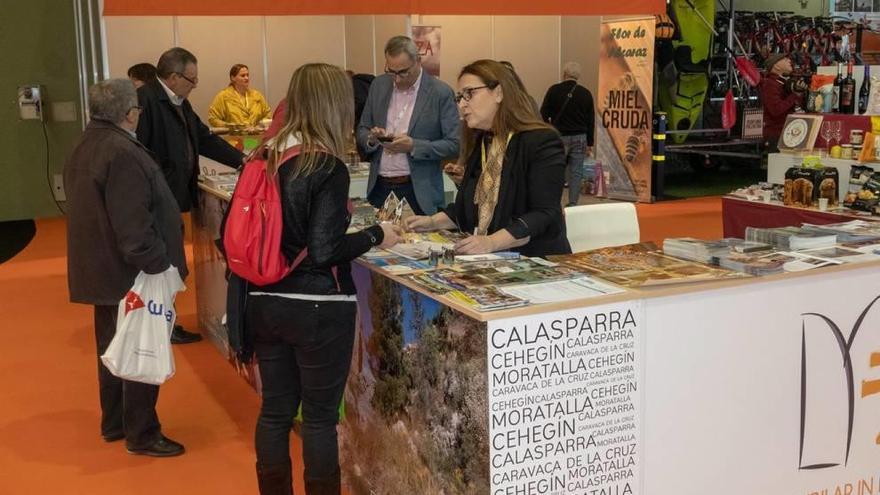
[194,186,880,494]
[721,196,876,238]
[767,152,877,204]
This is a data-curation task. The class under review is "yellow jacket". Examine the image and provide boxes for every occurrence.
[208,86,271,127]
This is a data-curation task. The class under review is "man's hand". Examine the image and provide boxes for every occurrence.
[444,162,465,185]
[368,127,387,146]
[382,134,414,154]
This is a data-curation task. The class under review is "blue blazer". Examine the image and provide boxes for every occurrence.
[356,71,460,214]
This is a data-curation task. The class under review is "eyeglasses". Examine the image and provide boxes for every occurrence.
[176,72,198,86]
[454,86,490,104]
[384,63,415,79]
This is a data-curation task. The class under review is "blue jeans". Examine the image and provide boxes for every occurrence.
[561,134,588,206]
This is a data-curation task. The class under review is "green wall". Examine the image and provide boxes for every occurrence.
[0,1,84,221]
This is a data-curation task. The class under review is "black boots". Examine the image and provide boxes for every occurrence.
[304,473,341,495]
[256,462,341,495]
[256,462,292,495]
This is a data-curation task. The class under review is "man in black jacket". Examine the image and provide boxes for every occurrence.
[65,78,187,457]
[541,62,595,207]
[137,47,245,344]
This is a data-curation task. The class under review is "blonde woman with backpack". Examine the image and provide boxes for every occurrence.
[246,63,400,495]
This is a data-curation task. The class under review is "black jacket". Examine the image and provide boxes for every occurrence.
[443,129,571,258]
[254,153,385,295]
[540,80,595,143]
[65,119,188,306]
[136,78,244,212]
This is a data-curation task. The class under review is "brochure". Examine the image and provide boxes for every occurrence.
[551,242,750,288]
[500,277,625,304]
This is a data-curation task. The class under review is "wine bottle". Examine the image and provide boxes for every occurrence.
[858,65,871,115]
[841,59,856,114]
[833,62,843,113]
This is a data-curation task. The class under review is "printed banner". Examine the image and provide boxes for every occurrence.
[487,301,643,495]
[103,0,665,16]
[411,26,441,78]
[596,18,655,203]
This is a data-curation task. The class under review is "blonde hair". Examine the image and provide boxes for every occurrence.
[269,63,354,177]
[457,59,552,163]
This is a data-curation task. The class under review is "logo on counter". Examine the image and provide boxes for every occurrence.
[798,295,880,470]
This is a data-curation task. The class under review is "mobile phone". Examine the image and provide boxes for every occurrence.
[377,135,395,143]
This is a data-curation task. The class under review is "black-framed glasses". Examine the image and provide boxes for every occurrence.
[176,72,198,85]
[384,63,415,79]
[454,86,490,104]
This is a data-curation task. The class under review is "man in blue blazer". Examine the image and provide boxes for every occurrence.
[357,36,460,215]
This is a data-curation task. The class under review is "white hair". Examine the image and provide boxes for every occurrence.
[562,62,582,80]
[88,79,137,124]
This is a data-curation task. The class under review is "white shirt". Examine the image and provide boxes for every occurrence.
[158,78,185,106]
[379,68,423,177]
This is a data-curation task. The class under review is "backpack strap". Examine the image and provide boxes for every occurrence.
[550,80,578,124]
[289,248,342,292]
[271,145,304,175]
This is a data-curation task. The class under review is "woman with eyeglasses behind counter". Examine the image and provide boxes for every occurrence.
[406,59,571,258]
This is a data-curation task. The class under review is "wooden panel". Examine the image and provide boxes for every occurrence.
[177,16,265,118]
[264,16,346,106]
[104,16,174,79]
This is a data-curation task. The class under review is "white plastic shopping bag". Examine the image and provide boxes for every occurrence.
[101,266,186,385]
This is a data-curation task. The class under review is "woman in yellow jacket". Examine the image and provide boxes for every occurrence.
[208,64,271,127]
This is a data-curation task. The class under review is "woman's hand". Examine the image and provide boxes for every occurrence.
[454,235,497,255]
[378,223,403,249]
[405,215,436,232]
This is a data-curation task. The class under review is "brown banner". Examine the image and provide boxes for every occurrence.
[103,0,665,16]
[596,18,656,203]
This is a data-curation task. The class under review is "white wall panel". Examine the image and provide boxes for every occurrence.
[416,15,492,92]
[265,16,346,106]
[177,16,265,119]
[105,16,173,80]
[493,16,560,104]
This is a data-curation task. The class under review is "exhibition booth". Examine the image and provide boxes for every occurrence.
[100,1,880,494]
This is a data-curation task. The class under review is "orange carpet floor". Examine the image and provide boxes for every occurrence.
[0,196,721,494]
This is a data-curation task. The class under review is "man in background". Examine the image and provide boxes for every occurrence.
[127,63,156,89]
[137,47,245,344]
[761,54,807,152]
[541,62,595,207]
[357,36,460,215]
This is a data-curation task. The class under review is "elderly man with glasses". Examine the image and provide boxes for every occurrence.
[65,79,188,457]
[136,47,245,345]
[357,36,460,215]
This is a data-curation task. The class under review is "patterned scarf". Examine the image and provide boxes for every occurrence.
[474,132,510,235]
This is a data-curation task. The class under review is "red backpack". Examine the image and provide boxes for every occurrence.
[223,146,306,286]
